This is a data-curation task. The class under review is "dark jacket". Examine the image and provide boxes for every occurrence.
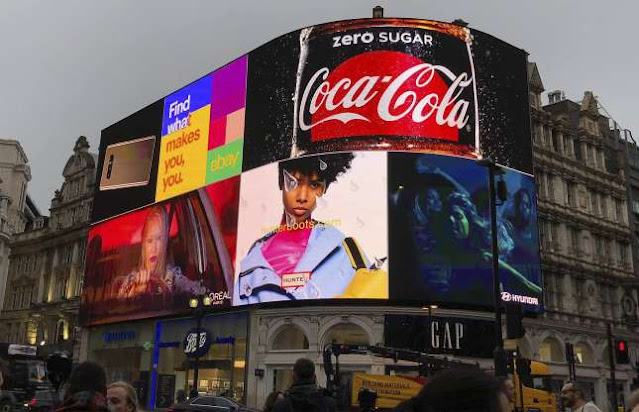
[272,380,336,412]
[55,390,109,412]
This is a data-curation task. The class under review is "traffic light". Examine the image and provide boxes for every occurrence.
[506,304,525,339]
[616,339,630,364]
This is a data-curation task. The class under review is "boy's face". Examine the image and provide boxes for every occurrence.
[282,169,326,224]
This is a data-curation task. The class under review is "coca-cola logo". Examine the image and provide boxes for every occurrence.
[298,51,474,142]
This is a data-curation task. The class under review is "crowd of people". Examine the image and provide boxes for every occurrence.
[261,357,639,412]
[5,357,639,411]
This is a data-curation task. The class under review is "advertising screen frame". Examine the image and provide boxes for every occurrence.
[83,17,543,327]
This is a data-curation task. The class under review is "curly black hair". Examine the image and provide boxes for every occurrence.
[278,153,355,191]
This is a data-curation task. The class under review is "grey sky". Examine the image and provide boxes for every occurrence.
[1,0,637,213]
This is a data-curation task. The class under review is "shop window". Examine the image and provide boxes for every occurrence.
[36,323,47,345]
[325,323,369,346]
[518,338,533,359]
[56,320,68,343]
[539,337,563,363]
[574,342,595,365]
[271,325,309,350]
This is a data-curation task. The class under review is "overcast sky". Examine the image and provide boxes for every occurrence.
[1,0,637,213]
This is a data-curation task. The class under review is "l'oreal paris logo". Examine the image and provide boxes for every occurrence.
[298,51,473,138]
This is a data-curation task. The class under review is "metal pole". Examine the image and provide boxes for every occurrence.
[230,340,236,397]
[608,323,618,410]
[193,310,202,396]
[487,161,506,376]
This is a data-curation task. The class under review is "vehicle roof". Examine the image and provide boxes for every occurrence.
[531,360,552,375]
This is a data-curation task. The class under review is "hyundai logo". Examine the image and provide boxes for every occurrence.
[501,292,512,302]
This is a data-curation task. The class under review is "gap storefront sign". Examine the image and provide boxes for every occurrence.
[384,315,496,358]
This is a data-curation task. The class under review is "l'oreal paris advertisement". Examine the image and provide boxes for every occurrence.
[80,178,239,326]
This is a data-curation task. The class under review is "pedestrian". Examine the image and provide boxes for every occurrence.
[175,389,187,404]
[627,388,639,412]
[262,391,283,412]
[392,368,510,412]
[188,386,198,399]
[106,381,138,412]
[271,358,336,412]
[560,382,602,412]
[55,361,108,412]
[497,376,515,410]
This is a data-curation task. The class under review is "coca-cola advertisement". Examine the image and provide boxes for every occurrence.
[243,18,532,174]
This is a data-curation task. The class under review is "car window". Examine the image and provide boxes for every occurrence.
[216,398,234,408]
[192,397,216,406]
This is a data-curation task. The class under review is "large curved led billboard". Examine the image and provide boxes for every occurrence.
[82,18,540,326]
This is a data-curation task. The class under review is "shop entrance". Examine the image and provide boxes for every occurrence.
[273,369,294,393]
[158,341,247,402]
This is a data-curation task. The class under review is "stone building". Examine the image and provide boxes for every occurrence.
[0,136,96,359]
[620,131,639,277]
[0,139,39,310]
[525,62,639,409]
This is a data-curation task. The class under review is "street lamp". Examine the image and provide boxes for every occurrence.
[477,157,509,377]
[189,294,212,398]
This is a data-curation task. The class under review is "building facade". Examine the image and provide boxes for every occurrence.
[0,139,38,308]
[525,62,639,409]
[0,136,96,359]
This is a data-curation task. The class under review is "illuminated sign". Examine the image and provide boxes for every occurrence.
[385,315,496,358]
[183,328,211,358]
[85,18,541,326]
[103,330,136,343]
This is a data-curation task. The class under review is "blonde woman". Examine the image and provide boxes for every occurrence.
[116,205,203,299]
[106,381,138,412]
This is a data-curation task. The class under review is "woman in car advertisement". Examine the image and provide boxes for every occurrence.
[113,205,204,299]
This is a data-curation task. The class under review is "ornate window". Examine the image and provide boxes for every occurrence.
[271,325,309,350]
[574,342,595,365]
[325,323,369,346]
[539,337,563,363]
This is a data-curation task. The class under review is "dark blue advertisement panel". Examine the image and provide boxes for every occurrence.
[388,153,541,310]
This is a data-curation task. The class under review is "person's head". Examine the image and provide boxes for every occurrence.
[446,191,489,247]
[263,390,284,412]
[139,206,169,275]
[425,188,444,214]
[497,376,515,403]
[278,154,354,224]
[65,361,107,399]
[513,189,532,227]
[409,368,509,412]
[107,381,138,412]
[627,388,639,412]
[292,358,316,384]
[560,382,587,408]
